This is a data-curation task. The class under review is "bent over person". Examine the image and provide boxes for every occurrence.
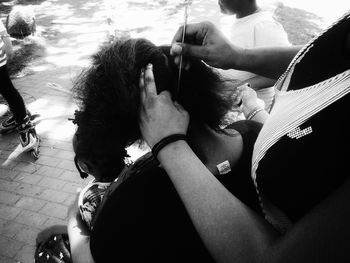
[35,37,266,263]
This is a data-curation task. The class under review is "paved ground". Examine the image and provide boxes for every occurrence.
[0,0,339,261]
[0,0,125,262]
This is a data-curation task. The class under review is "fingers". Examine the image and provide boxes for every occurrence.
[144,64,157,97]
[139,68,146,102]
[140,64,157,103]
[170,21,212,64]
[237,82,250,92]
[171,22,211,45]
[171,43,208,61]
[173,101,186,112]
[173,54,191,70]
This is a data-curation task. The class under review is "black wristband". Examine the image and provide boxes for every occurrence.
[151,134,187,159]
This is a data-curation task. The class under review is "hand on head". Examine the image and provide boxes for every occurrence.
[139,64,189,148]
[170,21,243,70]
[237,83,265,115]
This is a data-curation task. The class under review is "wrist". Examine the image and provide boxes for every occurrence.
[242,103,260,116]
[157,139,189,163]
[152,134,187,160]
[246,107,264,120]
[231,46,247,70]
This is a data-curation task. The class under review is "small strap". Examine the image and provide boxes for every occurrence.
[152,134,187,159]
[246,107,264,120]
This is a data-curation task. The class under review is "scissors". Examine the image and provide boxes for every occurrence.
[177,0,189,95]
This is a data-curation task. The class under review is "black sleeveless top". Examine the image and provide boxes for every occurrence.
[256,12,350,224]
[90,120,262,263]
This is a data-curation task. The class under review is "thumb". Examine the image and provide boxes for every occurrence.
[172,43,208,61]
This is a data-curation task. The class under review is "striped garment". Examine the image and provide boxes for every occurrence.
[250,10,350,232]
[0,19,8,67]
[0,38,6,67]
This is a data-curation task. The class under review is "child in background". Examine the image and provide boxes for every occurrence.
[0,19,39,152]
[218,0,291,112]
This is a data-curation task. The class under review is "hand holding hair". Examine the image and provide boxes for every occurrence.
[139,64,189,149]
[170,21,243,70]
[237,83,263,116]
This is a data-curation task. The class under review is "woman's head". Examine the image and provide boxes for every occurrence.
[72,38,238,181]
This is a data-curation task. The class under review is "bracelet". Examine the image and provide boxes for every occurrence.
[246,107,264,120]
[152,134,187,159]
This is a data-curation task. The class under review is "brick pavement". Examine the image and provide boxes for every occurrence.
[0,0,113,261]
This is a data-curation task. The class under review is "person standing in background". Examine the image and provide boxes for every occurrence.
[218,0,291,112]
[0,19,39,152]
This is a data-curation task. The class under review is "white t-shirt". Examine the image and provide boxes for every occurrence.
[222,10,291,111]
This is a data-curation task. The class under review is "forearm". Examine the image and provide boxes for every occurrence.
[157,141,277,263]
[67,213,94,263]
[235,45,301,79]
[242,106,269,124]
[244,76,276,91]
[247,109,269,124]
[1,31,13,59]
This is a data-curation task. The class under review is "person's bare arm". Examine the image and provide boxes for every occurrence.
[243,75,276,91]
[239,45,300,79]
[67,194,95,263]
[0,30,13,60]
[139,65,277,262]
[170,21,301,79]
[139,65,350,263]
[155,139,350,263]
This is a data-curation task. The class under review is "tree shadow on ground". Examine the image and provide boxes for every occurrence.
[273,2,324,45]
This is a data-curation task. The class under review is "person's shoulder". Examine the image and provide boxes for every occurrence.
[248,10,275,22]
[253,11,283,27]
[225,120,263,136]
[240,10,283,30]
[252,12,291,46]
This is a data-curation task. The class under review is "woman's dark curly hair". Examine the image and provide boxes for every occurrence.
[72,38,238,180]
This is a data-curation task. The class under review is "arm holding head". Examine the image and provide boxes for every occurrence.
[67,192,95,263]
[139,65,350,263]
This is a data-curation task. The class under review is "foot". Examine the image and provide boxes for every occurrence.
[0,114,17,133]
[17,116,39,152]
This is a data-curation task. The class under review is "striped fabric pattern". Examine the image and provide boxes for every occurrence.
[0,39,6,67]
[252,69,350,182]
[250,10,350,231]
[252,10,350,183]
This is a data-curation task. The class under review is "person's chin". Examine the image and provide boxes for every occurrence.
[218,4,228,14]
[218,4,232,15]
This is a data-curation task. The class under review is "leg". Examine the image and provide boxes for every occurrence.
[0,65,27,123]
[0,65,39,155]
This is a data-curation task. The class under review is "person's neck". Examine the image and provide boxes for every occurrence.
[236,3,260,19]
[186,121,243,176]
